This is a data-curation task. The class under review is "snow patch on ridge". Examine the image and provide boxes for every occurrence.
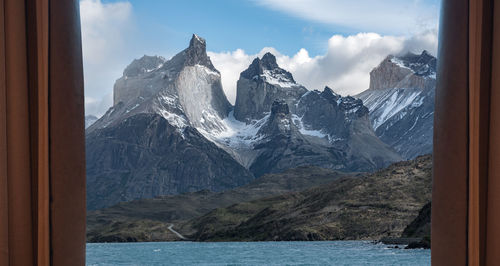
[200,111,267,149]
[390,57,412,71]
[372,89,422,130]
[292,114,327,139]
[158,110,189,129]
[261,70,297,88]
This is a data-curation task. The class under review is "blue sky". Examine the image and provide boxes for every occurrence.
[129,0,361,57]
[118,0,440,57]
[81,0,441,116]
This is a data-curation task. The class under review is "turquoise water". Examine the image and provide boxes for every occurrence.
[86,241,430,266]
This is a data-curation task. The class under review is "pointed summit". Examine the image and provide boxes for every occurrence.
[261,52,279,69]
[235,52,307,122]
[184,34,217,72]
[320,86,341,103]
[189,34,206,50]
[257,100,295,139]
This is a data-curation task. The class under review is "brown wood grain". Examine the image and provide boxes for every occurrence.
[0,0,8,264]
[4,0,35,264]
[49,0,87,265]
[468,0,493,265]
[432,0,470,265]
[486,1,500,264]
[26,0,50,264]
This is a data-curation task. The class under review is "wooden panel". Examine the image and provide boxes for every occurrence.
[26,0,50,264]
[0,0,8,264]
[4,0,35,264]
[431,0,469,265]
[486,1,500,264]
[468,0,493,265]
[49,0,86,265]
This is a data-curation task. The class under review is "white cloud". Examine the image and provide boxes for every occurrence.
[209,31,438,102]
[80,1,439,116]
[252,0,440,35]
[80,0,133,116]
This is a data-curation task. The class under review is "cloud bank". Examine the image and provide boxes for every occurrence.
[80,0,133,116]
[252,0,440,35]
[80,0,438,116]
[209,30,438,104]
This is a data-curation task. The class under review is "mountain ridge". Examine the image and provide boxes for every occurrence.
[356,50,436,159]
[86,34,432,210]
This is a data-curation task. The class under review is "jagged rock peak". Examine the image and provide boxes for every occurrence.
[185,34,218,72]
[240,52,293,83]
[367,50,436,92]
[123,55,166,77]
[390,50,437,76]
[270,100,290,115]
[257,100,294,138]
[189,34,206,49]
[322,86,337,95]
[261,52,279,69]
[320,86,340,102]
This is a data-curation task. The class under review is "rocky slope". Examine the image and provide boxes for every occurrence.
[401,201,431,248]
[356,51,436,159]
[86,35,253,210]
[234,52,307,122]
[295,87,402,171]
[86,34,404,210]
[249,100,346,176]
[88,34,232,135]
[224,54,401,175]
[86,113,253,210]
[184,155,432,241]
[86,166,349,242]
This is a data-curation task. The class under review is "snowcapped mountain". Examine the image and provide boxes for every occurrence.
[356,51,436,159]
[227,55,401,176]
[234,52,307,122]
[86,35,252,210]
[89,34,232,136]
[86,34,403,209]
[295,87,402,170]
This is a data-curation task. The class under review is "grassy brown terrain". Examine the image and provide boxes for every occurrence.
[87,166,350,242]
[183,155,432,241]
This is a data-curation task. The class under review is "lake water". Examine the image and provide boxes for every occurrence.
[86,241,430,265]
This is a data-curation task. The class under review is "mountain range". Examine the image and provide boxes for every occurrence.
[356,51,436,159]
[86,34,436,210]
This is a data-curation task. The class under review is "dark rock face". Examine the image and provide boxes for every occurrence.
[185,34,218,72]
[86,35,411,211]
[296,87,369,140]
[87,35,246,210]
[402,202,431,239]
[234,52,307,122]
[295,87,402,172]
[231,56,401,176]
[256,100,293,137]
[249,100,347,177]
[100,33,231,134]
[357,51,436,159]
[86,113,254,210]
